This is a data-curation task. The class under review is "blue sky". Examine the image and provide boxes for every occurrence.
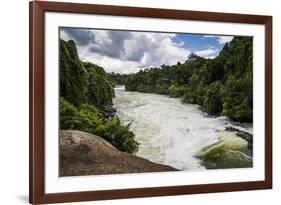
[174,34,222,52]
[60,28,234,74]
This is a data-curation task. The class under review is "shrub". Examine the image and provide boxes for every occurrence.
[168,85,185,98]
[222,74,252,122]
[95,120,139,154]
[154,77,170,94]
[60,98,138,154]
[203,81,224,115]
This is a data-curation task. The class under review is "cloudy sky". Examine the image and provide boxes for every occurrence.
[60,28,233,74]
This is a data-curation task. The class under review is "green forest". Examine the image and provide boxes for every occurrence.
[60,36,252,156]
[109,37,253,123]
[59,39,139,154]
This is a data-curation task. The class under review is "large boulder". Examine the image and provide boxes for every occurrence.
[60,130,177,176]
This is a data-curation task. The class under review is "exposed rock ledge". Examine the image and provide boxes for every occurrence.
[60,130,177,176]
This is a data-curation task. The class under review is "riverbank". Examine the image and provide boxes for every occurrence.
[60,130,178,176]
[113,86,253,170]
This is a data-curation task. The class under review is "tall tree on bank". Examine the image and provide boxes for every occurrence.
[120,37,253,123]
[59,39,138,154]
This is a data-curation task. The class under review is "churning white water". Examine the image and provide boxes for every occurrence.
[113,85,252,170]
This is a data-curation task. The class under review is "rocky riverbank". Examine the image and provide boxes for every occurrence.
[59,130,178,176]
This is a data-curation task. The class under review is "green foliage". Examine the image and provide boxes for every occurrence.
[60,98,138,154]
[95,120,139,153]
[168,84,185,98]
[123,37,253,122]
[59,40,139,153]
[60,40,89,106]
[182,87,196,104]
[84,62,114,107]
[203,81,224,114]
[60,97,81,130]
[205,61,225,84]
[107,72,128,85]
[222,74,253,122]
[155,77,170,94]
[60,39,114,108]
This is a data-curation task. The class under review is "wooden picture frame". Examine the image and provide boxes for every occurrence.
[29,1,272,204]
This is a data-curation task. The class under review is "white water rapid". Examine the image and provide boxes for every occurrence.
[113,85,252,170]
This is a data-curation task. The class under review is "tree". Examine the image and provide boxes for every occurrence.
[203,81,224,114]
[122,37,253,122]
[59,39,139,153]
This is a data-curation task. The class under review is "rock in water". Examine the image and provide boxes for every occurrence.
[60,130,177,176]
[103,105,117,118]
[195,131,253,169]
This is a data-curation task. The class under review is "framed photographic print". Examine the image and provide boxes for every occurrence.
[29,1,272,204]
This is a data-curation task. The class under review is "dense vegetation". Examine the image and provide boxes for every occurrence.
[59,39,139,153]
[121,37,253,122]
[107,72,128,85]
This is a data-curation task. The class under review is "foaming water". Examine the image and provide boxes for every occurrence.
[113,85,252,170]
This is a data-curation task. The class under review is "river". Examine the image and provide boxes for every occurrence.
[113,85,253,171]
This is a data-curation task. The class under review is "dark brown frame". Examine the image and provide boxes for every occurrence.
[29,1,272,204]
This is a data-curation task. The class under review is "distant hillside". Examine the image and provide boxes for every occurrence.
[123,37,253,122]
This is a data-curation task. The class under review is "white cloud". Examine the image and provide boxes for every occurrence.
[60,29,72,41]
[62,29,191,74]
[204,35,234,44]
[217,36,234,44]
[60,29,232,74]
[195,47,219,59]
